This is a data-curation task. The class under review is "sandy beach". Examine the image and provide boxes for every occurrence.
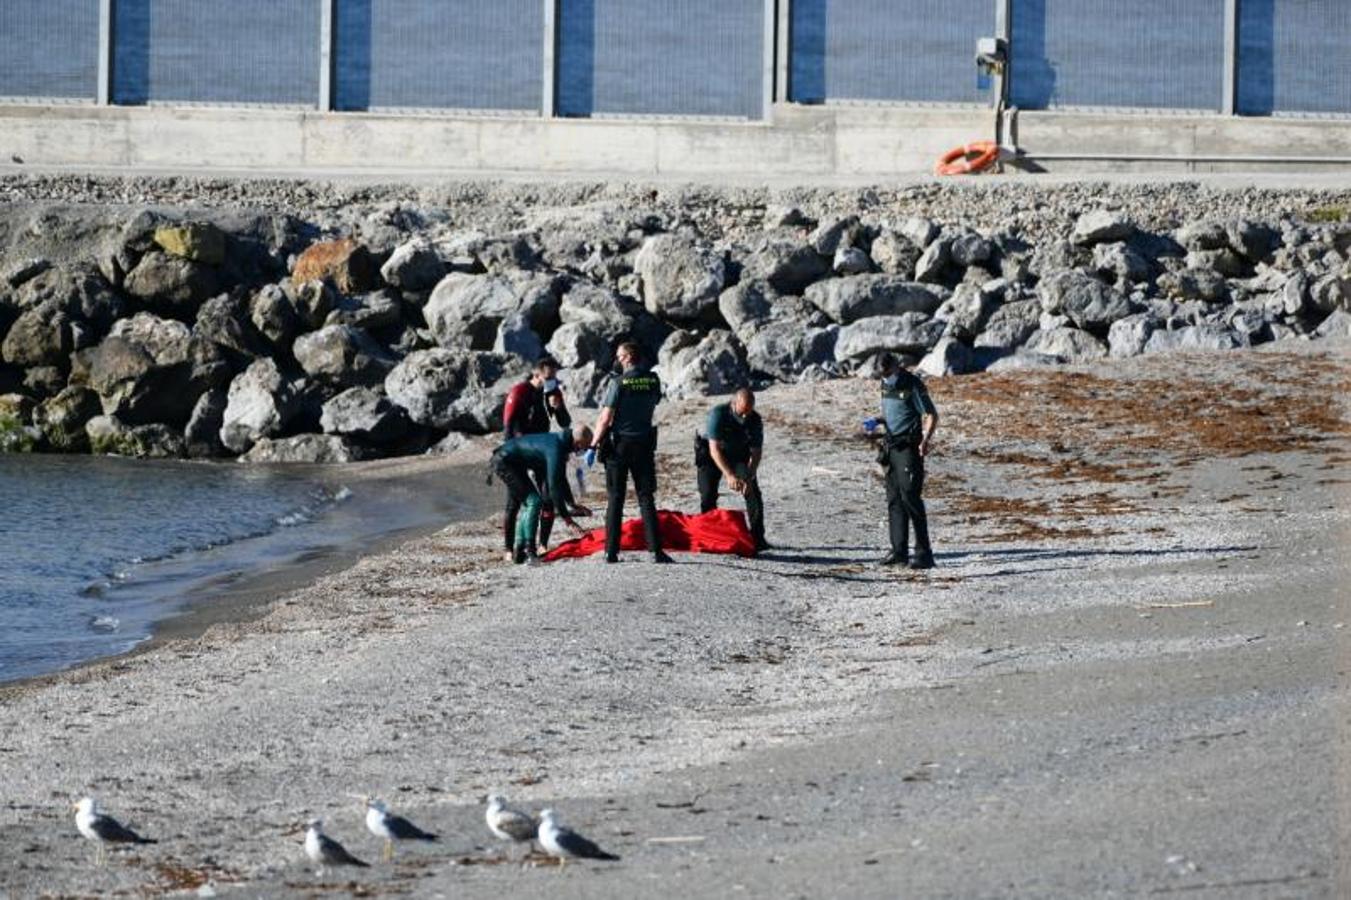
[1,340,1348,898]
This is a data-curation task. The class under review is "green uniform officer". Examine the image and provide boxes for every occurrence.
[697,387,768,553]
[871,354,938,568]
[492,425,593,564]
[590,341,672,564]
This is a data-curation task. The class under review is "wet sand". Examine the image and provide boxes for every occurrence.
[1,341,1348,898]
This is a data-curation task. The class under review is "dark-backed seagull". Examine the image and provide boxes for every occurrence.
[485,793,538,857]
[304,819,370,874]
[538,808,620,868]
[73,797,156,866]
[363,797,438,861]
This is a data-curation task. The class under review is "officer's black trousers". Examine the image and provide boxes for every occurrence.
[697,460,764,545]
[503,477,554,551]
[885,443,931,559]
[604,435,663,557]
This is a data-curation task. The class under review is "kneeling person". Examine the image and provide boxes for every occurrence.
[697,388,767,553]
[492,424,593,564]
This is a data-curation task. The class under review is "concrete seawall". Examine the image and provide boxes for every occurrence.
[3,103,1351,178]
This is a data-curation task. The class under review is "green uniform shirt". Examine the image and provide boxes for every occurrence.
[705,403,763,463]
[601,365,662,438]
[881,370,936,438]
[497,431,575,506]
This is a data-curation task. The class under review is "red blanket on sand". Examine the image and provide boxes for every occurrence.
[541,509,756,561]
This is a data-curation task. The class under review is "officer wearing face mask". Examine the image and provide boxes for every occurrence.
[500,356,571,555]
[867,353,938,568]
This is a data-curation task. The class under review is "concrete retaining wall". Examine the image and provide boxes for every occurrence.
[2,102,1350,178]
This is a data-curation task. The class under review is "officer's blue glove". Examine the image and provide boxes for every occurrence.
[862,417,880,434]
[584,448,597,468]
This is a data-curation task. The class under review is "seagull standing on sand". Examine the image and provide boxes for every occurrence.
[485,793,538,858]
[537,808,620,868]
[73,797,156,865]
[304,819,370,874]
[363,797,438,861]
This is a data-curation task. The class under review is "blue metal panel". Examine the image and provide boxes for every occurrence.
[558,0,765,118]
[335,0,542,111]
[789,0,991,104]
[0,0,99,100]
[1010,0,1225,111]
[112,0,320,105]
[1237,0,1351,116]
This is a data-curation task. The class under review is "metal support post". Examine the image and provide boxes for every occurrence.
[774,0,791,104]
[319,0,336,111]
[542,0,558,117]
[97,0,114,105]
[761,0,776,118]
[1222,0,1239,114]
[993,0,1012,155]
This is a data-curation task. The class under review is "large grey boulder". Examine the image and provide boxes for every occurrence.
[869,231,922,277]
[249,284,300,346]
[379,238,446,291]
[833,246,873,276]
[1108,313,1161,359]
[424,272,559,350]
[546,321,613,369]
[834,313,945,361]
[1310,271,1351,314]
[1071,209,1134,246]
[1,300,73,369]
[319,386,410,445]
[292,324,397,388]
[949,231,994,268]
[557,280,634,339]
[1026,326,1108,361]
[718,279,777,335]
[1158,267,1229,303]
[744,319,838,382]
[384,348,525,434]
[122,251,221,319]
[324,290,404,332]
[291,280,336,331]
[219,357,301,454]
[184,386,228,457]
[1143,323,1247,354]
[240,433,362,464]
[1186,248,1249,278]
[1176,221,1229,252]
[973,298,1041,350]
[805,275,946,324]
[808,215,860,257]
[89,313,229,426]
[742,233,831,295]
[1038,270,1136,333]
[634,234,726,322]
[86,415,186,458]
[1315,308,1351,338]
[656,330,750,400]
[195,293,262,362]
[914,239,951,283]
[494,312,545,362]
[898,217,939,249]
[1093,242,1153,284]
[33,386,101,452]
[934,283,997,340]
[14,266,124,336]
[916,336,976,377]
[1227,220,1278,262]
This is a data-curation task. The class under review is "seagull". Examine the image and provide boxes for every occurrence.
[363,797,438,861]
[485,793,538,858]
[304,819,370,874]
[73,797,156,866]
[537,808,620,868]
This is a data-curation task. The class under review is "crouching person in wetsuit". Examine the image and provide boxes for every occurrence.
[501,356,571,555]
[696,387,768,553]
[589,341,672,565]
[492,424,593,564]
[872,353,939,569]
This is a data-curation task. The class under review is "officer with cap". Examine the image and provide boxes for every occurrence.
[696,387,768,553]
[492,424,593,564]
[589,341,672,564]
[867,353,939,568]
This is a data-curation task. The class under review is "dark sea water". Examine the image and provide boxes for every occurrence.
[0,455,483,684]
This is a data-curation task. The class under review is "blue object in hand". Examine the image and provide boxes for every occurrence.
[584,448,597,468]
[862,417,880,433]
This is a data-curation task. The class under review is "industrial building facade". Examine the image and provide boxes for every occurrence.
[2,0,1348,121]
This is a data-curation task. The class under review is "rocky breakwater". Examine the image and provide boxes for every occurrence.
[1,197,1349,461]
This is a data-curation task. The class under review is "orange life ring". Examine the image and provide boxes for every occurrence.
[935,141,999,176]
